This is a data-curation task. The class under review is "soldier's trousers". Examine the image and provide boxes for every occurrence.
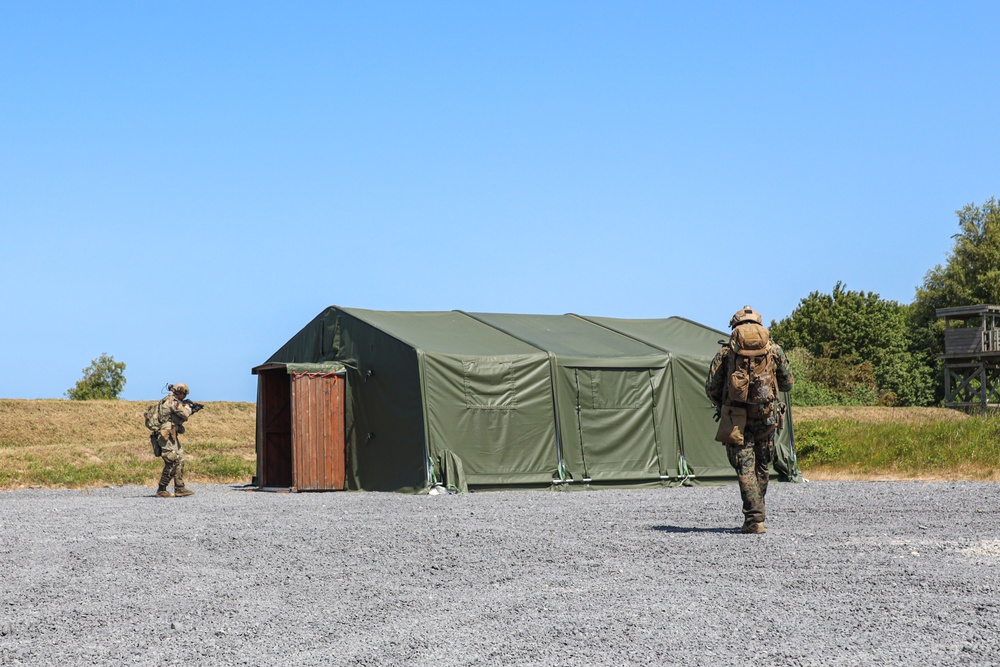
[725,426,775,526]
[156,433,185,490]
[158,450,185,490]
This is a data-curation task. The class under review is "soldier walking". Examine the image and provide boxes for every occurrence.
[706,306,794,534]
[151,383,198,498]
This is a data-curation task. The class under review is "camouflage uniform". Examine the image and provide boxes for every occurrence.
[155,393,194,495]
[706,328,793,531]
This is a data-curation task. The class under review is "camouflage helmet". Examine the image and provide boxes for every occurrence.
[729,305,763,329]
[171,383,190,396]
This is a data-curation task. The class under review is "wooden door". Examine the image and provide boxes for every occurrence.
[291,373,346,490]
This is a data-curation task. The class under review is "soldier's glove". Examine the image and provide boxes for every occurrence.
[712,405,721,422]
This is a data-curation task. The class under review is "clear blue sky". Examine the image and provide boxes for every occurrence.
[2,2,998,402]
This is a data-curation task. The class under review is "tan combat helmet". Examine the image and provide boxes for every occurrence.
[729,305,763,329]
[171,383,190,397]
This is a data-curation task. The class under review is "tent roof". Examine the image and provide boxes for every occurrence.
[465,312,668,366]
[266,307,722,368]
[581,316,728,359]
[342,308,547,357]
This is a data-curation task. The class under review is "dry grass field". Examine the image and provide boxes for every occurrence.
[0,399,256,490]
[794,405,970,425]
[0,399,995,490]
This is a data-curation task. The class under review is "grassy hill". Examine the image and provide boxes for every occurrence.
[0,400,996,490]
[0,399,256,490]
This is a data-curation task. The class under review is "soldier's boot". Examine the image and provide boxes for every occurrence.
[741,521,766,534]
[173,487,195,498]
[155,487,174,498]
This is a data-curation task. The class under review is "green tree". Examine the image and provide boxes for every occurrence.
[911,198,1000,401]
[771,283,935,406]
[66,353,127,400]
[785,348,874,407]
[913,198,1000,324]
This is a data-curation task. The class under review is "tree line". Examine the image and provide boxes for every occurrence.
[772,197,1000,407]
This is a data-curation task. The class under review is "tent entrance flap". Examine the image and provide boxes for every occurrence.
[572,368,660,481]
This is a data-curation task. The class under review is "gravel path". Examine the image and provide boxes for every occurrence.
[1,481,998,666]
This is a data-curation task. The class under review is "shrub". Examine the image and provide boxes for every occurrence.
[66,353,126,400]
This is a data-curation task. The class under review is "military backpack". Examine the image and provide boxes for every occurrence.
[143,399,167,457]
[143,399,165,432]
[726,322,778,419]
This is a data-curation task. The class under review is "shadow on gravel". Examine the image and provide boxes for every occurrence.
[652,525,738,534]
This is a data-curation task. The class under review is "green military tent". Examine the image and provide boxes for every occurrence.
[252,306,799,493]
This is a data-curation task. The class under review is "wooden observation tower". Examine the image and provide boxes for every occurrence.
[937,304,1000,410]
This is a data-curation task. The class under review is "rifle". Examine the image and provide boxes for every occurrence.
[182,399,205,415]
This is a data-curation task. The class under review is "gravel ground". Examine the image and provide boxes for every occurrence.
[0,480,998,666]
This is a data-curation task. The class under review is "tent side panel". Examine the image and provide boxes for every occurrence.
[553,365,585,480]
[422,353,559,486]
[555,366,664,483]
[653,363,680,479]
[773,392,799,481]
[578,316,740,483]
[335,315,428,492]
[672,355,732,480]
